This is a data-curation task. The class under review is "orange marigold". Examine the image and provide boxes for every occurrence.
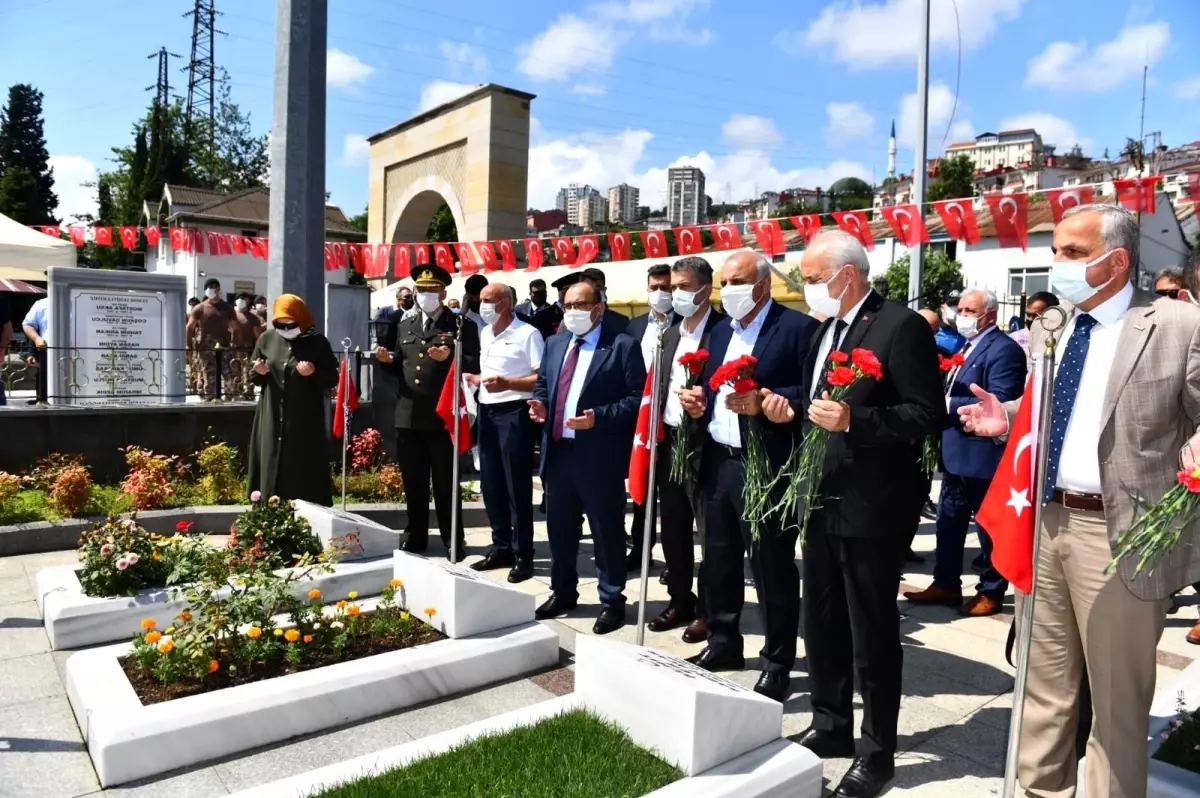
[336,600,348,609]
[140,618,156,630]
[389,578,404,588]
[303,635,314,644]
[284,628,301,643]
[157,639,175,654]
[424,607,437,617]
[208,659,219,673]
[178,610,192,622]
[144,630,162,644]
[346,604,361,617]
[247,626,263,639]
[308,589,322,600]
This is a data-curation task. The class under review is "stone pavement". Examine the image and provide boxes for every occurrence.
[1,506,1194,797]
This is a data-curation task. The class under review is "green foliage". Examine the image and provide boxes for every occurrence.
[827,177,873,211]
[228,495,322,570]
[882,250,964,308]
[196,441,243,505]
[347,207,367,232]
[426,203,457,243]
[927,155,976,203]
[0,83,57,224]
[187,83,269,192]
[1154,693,1200,776]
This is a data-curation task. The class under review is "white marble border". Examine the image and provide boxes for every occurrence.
[35,557,398,650]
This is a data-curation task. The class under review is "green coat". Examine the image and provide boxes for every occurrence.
[247,329,339,506]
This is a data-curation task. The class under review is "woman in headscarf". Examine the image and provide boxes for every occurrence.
[247,294,338,505]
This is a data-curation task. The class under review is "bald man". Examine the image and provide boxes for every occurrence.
[918,308,940,333]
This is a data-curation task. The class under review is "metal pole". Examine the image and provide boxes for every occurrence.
[1001,305,1068,796]
[908,0,931,310]
[339,337,351,511]
[449,316,463,563]
[635,323,667,646]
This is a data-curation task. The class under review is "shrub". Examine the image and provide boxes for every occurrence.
[196,441,243,505]
[378,464,404,501]
[349,429,384,473]
[50,465,92,517]
[77,514,166,597]
[119,446,176,511]
[26,453,86,490]
[228,494,321,570]
[0,471,21,504]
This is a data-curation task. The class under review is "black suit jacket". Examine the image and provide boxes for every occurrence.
[603,307,630,335]
[658,308,726,477]
[380,309,481,430]
[795,291,945,538]
[625,311,679,351]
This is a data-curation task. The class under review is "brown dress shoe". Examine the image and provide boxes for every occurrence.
[647,604,696,632]
[902,585,963,607]
[960,594,1002,617]
[681,616,708,644]
[1187,620,1200,645]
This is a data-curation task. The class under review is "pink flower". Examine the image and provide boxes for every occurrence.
[99,543,114,557]
[250,491,262,502]
[125,552,139,565]
[115,558,129,571]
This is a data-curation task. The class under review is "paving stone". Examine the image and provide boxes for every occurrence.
[921,710,1011,771]
[886,743,1004,796]
[0,569,35,607]
[392,676,557,741]
[0,652,64,709]
[0,600,50,660]
[100,767,229,797]
[0,694,99,798]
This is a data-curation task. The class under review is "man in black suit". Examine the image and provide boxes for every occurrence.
[646,256,725,640]
[516,278,561,340]
[761,229,944,797]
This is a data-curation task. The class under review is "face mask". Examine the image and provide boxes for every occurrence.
[416,292,442,315]
[255,303,266,312]
[562,309,596,336]
[648,289,673,315]
[1051,250,1117,306]
[955,314,980,339]
[600,290,608,304]
[803,268,846,319]
[721,283,760,322]
[205,288,218,300]
[276,327,301,341]
[399,296,413,310]
[942,307,957,325]
[235,299,248,311]
[672,289,703,318]
[479,302,501,326]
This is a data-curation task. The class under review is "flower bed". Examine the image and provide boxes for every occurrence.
[1146,658,1200,796]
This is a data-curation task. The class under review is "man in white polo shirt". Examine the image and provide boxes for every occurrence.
[469,282,545,583]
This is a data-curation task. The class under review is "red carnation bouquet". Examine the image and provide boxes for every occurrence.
[708,355,772,538]
[922,354,962,478]
[669,349,710,484]
[1108,465,1200,577]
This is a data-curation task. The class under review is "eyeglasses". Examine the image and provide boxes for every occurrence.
[561,302,596,312]
[273,322,298,331]
[1156,288,1180,298]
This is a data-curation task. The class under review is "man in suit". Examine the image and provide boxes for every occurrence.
[376,265,480,560]
[761,229,944,797]
[516,278,561,340]
[529,278,645,634]
[647,256,725,640]
[962,203,1200,798]
[582,267,631,334]
[904,288,1026,617]
[677,250,817,701]
[626,263,680,572]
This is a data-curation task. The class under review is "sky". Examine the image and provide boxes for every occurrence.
[2,0,1199,226]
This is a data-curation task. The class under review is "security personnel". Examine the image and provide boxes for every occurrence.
[376,265,480,560]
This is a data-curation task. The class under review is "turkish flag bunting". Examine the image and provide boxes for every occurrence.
[975,374,1038,593]
[413,243,430,266]
[192,229,206,254]
[433,242,454,272]
[324,243,336,271]
[985,193,1029,251]
[394,244,411,278]
[118,226,138,249]
[496,239,517,271]
[932,199,981,245]
[880,205,930,247]
[608,231,632,261]
[1046,186,1096,224]
[708,223,741,251]
[791,214,823,244]
[628,369,665,506]
[332,357,359,439]
[523,238,544,271]
[370,244,392,278]
[640,230,668,259]
[751,219,784,256]
[356,244,374,276]
[575,235,600,267]
[251,237,268,260]
[67,226,86,247]
[145,226,161,246]
[41,225,61,239]
[476,242,499,273]
[169,227,186,251]
[1187,172,1200,200]
[550,236,576,267]
[230,235,245,255]
[675,225,703,255]
[831,210,874,251]
[1114,176,1162,214]
[348,243,361,270]
[206,231,222,254]
[93,226,113,247]
[334,242,348,268]
[454,243,477,275]
[436,360,472,455]
[216,234,233,256]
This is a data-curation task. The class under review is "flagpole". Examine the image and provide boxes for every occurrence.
[908,0,932,310]
[340,337,352,511]
[1002,305,1068,796]
[635,322,667,647]
[450,314,464,564]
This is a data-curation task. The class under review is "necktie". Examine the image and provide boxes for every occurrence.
[833,318,847,348]
[1043,313,1097,502]
[814,320,847,399]
[552,338,584,441]
[423,316,433,334]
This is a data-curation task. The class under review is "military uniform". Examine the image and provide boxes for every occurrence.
[379,266,480,557]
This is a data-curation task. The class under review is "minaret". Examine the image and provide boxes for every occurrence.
[887,119,897,180]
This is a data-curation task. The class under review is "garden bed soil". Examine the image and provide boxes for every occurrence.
[1154,709,1200,775]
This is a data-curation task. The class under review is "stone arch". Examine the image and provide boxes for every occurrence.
[387,175,467,246]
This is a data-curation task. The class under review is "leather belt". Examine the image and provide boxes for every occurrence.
[1051,489,1105,513]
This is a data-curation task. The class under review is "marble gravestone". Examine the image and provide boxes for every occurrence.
[293,500,398,560]
[46,267,188,406]
[392,551,535,638]
[575,636,783,776]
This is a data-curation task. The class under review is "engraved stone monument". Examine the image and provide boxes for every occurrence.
[293,500,398,560]
[392,550,534,638]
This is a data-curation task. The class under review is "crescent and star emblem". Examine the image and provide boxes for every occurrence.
[945,202,964,224]
[1060,190,1080,209]
[999,197,1019,223]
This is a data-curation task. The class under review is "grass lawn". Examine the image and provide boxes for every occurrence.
[313,709,682,798]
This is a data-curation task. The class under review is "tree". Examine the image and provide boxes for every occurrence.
[1062,144,1090,170]
[189,84,269,192]
[426,203,457,243]
[882,250,963,308]
[347,206,367,232]
[0,83,57,224]
[827,176,873,211]
[926,155,975,203]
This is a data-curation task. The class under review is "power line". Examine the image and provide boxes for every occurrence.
[146,47,182,110]
[183,0,226,154]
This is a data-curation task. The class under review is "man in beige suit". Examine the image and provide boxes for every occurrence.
[961,203,1200,798]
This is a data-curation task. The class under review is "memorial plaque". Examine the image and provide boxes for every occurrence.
[294,500,398,561]
[393,551,534,638]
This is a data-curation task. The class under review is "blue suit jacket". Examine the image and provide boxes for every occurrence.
[533,324,646,477]
[942,327,1027,481]
[698,302,818,469]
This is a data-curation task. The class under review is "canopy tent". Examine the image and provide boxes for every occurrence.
[0,211,76,278]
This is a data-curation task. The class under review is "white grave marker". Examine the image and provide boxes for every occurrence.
[392,551,534,638]
[293,500,398,561]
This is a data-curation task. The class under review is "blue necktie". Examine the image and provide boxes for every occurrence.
[1042,313,1097,502]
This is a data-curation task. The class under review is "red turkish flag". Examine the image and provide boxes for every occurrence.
[932,199,981,245]
[1114,176,1162,214]
[41,225,61,239]
[332,357,358,440]
[206,231,222,254]
[575,235,600,267]
[333,242,348,268]
[640,230,668,259]
[324,243,336,271]
[675,225,703,255]
[145,226,161,246]
[1045,186,1096,224]
[369,244,392,278]
[67,226,85,247]
[791,214,823,244]
[831,210,874,251]
[708,223,741,251]
[118,226,138,249]
[192,229,206,254]
[436,360,472,455]
[628,369,664,506]
[880,205,929,247]
[1187,172,1200,201]
[93,226,113,247]
[608,231,632,261]
[476,242,499,273]
[751,219,784,256]
[356,244,375,276]
[496,239,517,271]
[550,236,576,267]
[231,235,246,255]
[433,242,454,272]
[454,242,477,275]
[169,227,186,251]
[216,234,233,256]
[413,243,430,266]
[985,193,1030,251]
[348,244,361,271]
[250,237,268,260]
[523,238,544,271]
[975,374,1037,593]
[393,244,411,278]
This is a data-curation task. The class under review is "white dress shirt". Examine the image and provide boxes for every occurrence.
[708,300,773,448]
[664,307,712,429]
[809,290,873,398]
[478,317,544,404]
[1054,281,1133,494]
[558,322,602,440]
[639,311,674,372]
[944,324,998,408]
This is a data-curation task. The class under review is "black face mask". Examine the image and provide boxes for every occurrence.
[530,291,547,306]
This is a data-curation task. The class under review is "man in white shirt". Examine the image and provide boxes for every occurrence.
[468,283,544,584]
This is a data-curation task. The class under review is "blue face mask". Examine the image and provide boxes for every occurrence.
[1050,250,1116,305]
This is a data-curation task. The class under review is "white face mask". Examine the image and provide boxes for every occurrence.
[648,289,673,315]
[721,282,761,322]
[205,288,218,300]
[277,327,301,341]
[672,288,704,318]
[479,302,501,327]
[955,314,980,339]
[235,299,248,311]
[1051,250,1117,306]
[562,309,596,336]
[803,268,847,319]
[255,303,266,313]
[942,307,957,324]
[416,291,442,315]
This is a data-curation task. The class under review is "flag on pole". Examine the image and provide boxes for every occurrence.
[332,357,358,439]
[628,369,664,505]
[436,360,472,455]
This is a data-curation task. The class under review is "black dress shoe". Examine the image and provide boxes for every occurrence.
[686,646,745,672]
[445,546,467,563]
[507,558,534,583]
[592,606,626,635]
[626,551,654,572]
[658,567,670,585]
[400,538,428,554]
[833,757,894,798]
[793,726,856,759]
[647,603,695,632]
[534,595,578,620]
[471,551,516,571]
[753,671,790,702]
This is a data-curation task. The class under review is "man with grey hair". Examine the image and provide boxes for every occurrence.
[904,287,1026,616]
[961,202,1200,797]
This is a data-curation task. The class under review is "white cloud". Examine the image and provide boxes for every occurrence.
[326,49,375,88]
[439,41,488,77]
[48,154,98,223]
[1173,75,1200,100]
[416,80,479,113]
[998,112,1093,153]
[1025,21,1170,91]
[825,102,874,141]
[782,0,1025,68]
[572,83,608,97]
[647,25,714,45]
[595,0,708,23]
[721,114,782,151]
[897,82,974,150]
[341,134,370,167]
[516,14,623,82]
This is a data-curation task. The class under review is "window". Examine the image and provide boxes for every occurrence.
[1009,268,1050,297]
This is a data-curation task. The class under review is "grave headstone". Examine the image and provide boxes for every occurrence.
[575,635,783,776]
[293,500,398,560]
[392,551,534,638]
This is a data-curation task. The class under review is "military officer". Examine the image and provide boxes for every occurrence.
[376,265,481,560]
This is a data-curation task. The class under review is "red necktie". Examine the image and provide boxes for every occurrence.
[552,338,584,441]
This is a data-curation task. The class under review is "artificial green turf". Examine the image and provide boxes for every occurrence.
[311,709,682,798]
